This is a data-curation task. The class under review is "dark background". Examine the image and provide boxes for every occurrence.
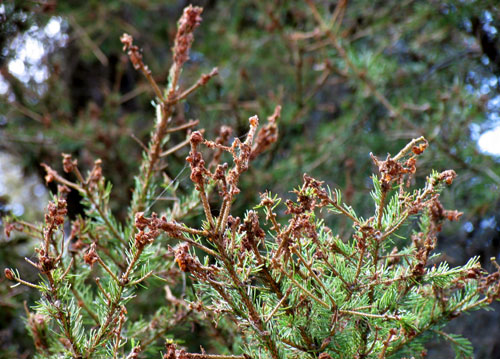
[1,1,499,357]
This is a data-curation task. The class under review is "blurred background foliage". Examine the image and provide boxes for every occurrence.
[1,0,499,357]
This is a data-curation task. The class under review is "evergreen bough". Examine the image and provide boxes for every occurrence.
[4,5,500,359]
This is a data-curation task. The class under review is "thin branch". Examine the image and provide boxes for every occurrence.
[186,354,248,359]
[393,136,426,161]
[96,256,120,283]
[290,245,337,307]
[60,257,74,281]
[160,137,190,157]
[69,16,108,66]
[278,265,331,309]
[9,275,42,289]
[166,119,200,133]
[128,270,154,286]
[264,287,292,323]
[164,229,220,260]
[305,0,417,129]
[70,286,100,325]
[166,68,218,105]
[198,181,216,230]
[340,309,399,321]
[95,277,111,303]
[73,167,127,246]
[130,133,149,152]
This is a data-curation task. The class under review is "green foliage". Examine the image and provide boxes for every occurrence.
[1,1,500,359]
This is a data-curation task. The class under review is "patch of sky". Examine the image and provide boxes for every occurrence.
[2,17,67,97]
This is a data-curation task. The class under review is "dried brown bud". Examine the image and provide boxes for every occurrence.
[134,212,149,231]
[173,5,203,67]
[186,133,208,187]
[214,163,228,181]
[251,105,280,160]
[438,170,457,185]
[57,185,70,196]
[164,343,177,359]
[4,223,13,238]
[199,67,218,85]
[227,215,241,233]
[27,311,49,351]
[467,267,482,279]
[45,199,68,226]
[41,163,57,184]
[120,33,133,51]
[4,268,15,280]
[319,353,333,359]
[175,244,191,272]
[4,222,23,238]
[83,243,99,267]
[126,346,142,359]
[239,211,265,251]
[303,174,330,206]
[174,244,201,273]
[88,159,103,189]
[259,192,275,207]
[404,157,417,175]
[128,48,143,70]
[190,131,204,145]
[62,153,77,173]
[39,253,56,272]
[411,141,428,155]
[134,213,163,249]
[444,209,463,222]
[249,115,259,128]
[120,33,144,70]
